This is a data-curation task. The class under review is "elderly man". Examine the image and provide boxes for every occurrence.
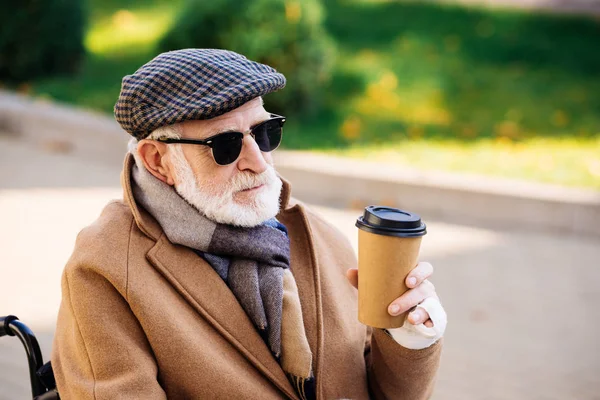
[52,49,446,399]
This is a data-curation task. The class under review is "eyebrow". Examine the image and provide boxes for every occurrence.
[205,126,239,137]
[204,116,271,138]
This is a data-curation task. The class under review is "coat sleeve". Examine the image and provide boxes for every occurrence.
[51,261,167,400]
[365,327,443,400]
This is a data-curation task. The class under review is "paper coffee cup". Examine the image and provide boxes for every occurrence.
[355,206,427,328]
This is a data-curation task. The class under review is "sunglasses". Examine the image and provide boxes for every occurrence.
[155,114,286,166]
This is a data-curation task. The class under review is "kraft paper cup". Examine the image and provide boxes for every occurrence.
[355,206,427,329]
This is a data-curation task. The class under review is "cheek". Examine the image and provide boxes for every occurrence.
[262,152,274,166]
[183,146,212,167]
[183,147,215,177]
[191,158,237,188]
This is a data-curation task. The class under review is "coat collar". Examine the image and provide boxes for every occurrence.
[120,153,301,399]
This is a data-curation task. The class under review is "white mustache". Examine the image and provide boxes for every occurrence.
[227,165,276,193]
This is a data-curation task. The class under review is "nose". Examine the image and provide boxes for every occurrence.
[236,134,269,174]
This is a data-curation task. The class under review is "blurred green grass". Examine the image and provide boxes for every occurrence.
[31,0,600,188]
[321,136,600,189]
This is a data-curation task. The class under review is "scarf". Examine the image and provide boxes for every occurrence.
[130,152,315,399]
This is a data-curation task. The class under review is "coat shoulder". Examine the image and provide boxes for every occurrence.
[291,199,357,265]
[75,200,135,251]
[64,200,135,289]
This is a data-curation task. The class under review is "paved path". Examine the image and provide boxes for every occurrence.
[1,134,599,399]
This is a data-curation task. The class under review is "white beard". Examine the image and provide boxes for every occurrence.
[168,144,283,227]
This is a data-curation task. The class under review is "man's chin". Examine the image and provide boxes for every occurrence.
[217,203,278,227]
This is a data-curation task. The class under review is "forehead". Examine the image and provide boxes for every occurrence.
[180,98,270,139]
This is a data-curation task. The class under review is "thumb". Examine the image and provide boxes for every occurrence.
[346,268,358,289]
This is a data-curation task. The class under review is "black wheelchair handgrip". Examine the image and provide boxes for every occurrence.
[0,315,19,337]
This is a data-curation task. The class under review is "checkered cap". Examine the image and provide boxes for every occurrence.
[114,48,286,139]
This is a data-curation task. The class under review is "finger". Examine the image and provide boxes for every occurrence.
[408,307,430,325]
[388,280,437,316]
[424,319,434,328]
[346,268,358,289]
[406,261,434,289]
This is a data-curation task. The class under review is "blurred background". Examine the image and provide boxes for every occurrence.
[1,0,599,399]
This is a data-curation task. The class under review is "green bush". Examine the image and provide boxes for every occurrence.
[0,0,86,84]
[159,0,336,116]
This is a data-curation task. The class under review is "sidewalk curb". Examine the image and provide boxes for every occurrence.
[0,91,129,166]
[273,152,600,237]
[2,90,599,237]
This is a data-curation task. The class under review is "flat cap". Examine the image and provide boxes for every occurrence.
[114,48,286,139]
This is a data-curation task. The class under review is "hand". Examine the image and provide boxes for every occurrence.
[346,262,438,328]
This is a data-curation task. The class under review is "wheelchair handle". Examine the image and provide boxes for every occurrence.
[0,315,48,397]
[0,315,19,337]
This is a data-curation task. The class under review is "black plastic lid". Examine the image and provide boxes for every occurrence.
[355,206,427,238]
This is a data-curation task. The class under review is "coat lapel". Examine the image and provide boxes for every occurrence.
[278,205,324,399]
[146,234,299,399]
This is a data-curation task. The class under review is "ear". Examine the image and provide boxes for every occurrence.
[137,139,176,186]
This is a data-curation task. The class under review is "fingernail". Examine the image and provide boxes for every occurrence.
[389,304,400,315]
[410,311,421,324]
[408,277,417,287]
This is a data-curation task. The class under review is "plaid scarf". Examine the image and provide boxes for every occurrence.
[130,152,315,399]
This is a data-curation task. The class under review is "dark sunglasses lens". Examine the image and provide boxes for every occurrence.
[254,119,283,152]
[211,132,243,165]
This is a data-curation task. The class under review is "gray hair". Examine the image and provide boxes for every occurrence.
[127,123,183,154]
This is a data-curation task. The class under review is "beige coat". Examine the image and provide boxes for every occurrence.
[51,154,442,399]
